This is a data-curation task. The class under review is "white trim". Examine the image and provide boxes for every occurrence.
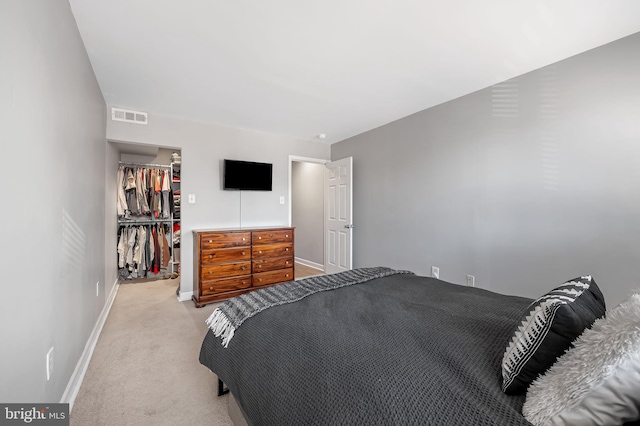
[295,257,325,272]
[288,155,330,164]
[178,290,194,302]
[62,280,120,411]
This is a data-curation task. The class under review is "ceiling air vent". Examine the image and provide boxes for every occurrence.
[111,107,148,125]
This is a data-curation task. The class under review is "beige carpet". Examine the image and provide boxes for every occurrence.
[71,279,233,426]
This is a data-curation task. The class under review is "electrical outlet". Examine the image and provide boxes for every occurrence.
[279,196,285,205]
[188,194,196,204]
[431,266,439,279]
[96,281,99,297]
[46,347,54,381]
[466,274,475,287]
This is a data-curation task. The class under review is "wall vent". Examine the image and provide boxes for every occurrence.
[111,107,148,125]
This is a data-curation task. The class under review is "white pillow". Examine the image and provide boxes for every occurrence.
[522,292,640,426]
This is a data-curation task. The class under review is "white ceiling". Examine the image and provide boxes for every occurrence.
[69,0,640,144]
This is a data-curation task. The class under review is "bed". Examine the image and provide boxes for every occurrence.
[199,268,536,425]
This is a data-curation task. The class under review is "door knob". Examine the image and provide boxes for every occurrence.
[344,224,354,229]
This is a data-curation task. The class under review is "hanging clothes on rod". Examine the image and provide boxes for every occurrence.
[117,163,174,219]
[117,161,177,282]
[117,223,171,280]
[161,169,171,219]
[151,224,160,274]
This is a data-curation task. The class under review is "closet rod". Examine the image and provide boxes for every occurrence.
[118,219,173,224]
[118,161,172,169]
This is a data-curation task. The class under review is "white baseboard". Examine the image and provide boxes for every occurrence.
[178,290,193,302]
[62,279,119,411]
[295,257,325,272]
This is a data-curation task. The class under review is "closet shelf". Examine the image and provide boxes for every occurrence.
[118,218,173,224]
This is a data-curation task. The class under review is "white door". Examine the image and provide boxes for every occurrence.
[325,157,353,274]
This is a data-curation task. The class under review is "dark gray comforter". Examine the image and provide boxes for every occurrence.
[200,272,534,425]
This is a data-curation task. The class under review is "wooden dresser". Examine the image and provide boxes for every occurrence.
[192,227,294,307]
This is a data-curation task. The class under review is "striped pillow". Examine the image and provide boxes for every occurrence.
[501,276,606,394]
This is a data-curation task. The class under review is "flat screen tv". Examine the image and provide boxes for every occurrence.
[223,159,273,191]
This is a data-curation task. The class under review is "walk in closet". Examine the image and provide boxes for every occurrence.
[116,154,181,282]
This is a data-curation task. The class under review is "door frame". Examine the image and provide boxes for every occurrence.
[288,155,329,271]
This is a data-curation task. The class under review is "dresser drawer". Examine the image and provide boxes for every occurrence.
[201,276,252,296]
[201,247,250,264]
[201,261,251,280]
[253,257,294,273]
[201,232,251,249]
[253,268,294,287]
[252,229,293,245]
[252,243,293,259]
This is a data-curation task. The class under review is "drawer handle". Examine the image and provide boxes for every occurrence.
[285,274,289,278]
[258,236,262,240]
[258,265,262,268]
[241,251,245,255]
[269,234,273,237]
[285,248,289,251]
[286,234,289,238]
[208,271,212,274]
[258,250,262,254]
[208,240,212,243]
[209,286,213,291]
[209,255,213,259]
[241,266,246,270]
[242,237,246,241]
[258,278,263,282]
[286,261,290,265]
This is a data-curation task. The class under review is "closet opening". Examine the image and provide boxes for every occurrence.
[115,145,181,286]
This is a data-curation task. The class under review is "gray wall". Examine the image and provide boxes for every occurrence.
[332,32,640,307]
[106,114,331,298]
[292,162,325,267]
[105,142,120,295]
[0,0,107,402]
